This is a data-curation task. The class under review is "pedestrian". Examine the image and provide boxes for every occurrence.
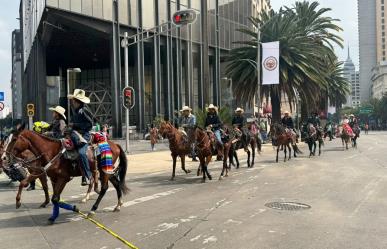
[365,123,369,135]
[67,89,93,186]
[150,124,158,151]
[179,106,197,161]
[260,119,267,142]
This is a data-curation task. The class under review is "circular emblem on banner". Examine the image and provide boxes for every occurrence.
[263,56,278,71]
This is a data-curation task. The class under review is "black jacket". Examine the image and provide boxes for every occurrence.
[232,115,246,129]
[205,113,222,130]
[281,117,294,129]
[71,106,93,134]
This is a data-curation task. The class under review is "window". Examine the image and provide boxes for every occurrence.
[142,0,155,29]
[383,32,386,37]
[383,19,385,23]
[382,0,385,4]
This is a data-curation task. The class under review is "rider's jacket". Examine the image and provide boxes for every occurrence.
[307,116,320,127]
[71,106,93,134]
[231,115,246,129]
[180,114,196,129]
[205,113,222,130]
[50,119,67,138]
[281,116,294,129]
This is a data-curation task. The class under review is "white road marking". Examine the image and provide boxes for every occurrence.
[190,235,202,242]
[224,219,242,225]
[104,188,184,211]
[203,235,218,244]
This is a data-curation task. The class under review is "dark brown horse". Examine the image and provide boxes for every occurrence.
[193,127,213,182]
[229,126,259,168]
[3,125,128,223]
[159,121,192,180]
[270,123,302,163]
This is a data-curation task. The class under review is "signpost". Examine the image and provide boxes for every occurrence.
[359,107,373,114]
[27,103,35,130]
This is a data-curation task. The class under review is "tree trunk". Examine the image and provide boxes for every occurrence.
[271,90,281,123]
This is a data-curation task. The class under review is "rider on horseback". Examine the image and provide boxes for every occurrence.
[47,106,67,139]
[67,89,93,186]
[179,106,198,161]
[281,111,294,130]
[232,107,246,142]
[205,104,223,160]
[307,112,321,127]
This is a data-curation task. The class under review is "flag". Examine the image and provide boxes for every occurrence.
[261,41,280,85]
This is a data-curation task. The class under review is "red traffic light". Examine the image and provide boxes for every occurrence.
[172,10,197,26]
[124,89,132,97]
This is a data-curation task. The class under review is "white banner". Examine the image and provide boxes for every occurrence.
[261,41,280,85]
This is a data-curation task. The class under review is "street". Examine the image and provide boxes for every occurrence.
[1,132,387,249]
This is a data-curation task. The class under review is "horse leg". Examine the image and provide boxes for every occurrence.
[49,178,71,224]
[288,144,292,161]
[93,170,100,194]
[181,155,191,174]
[39,175,50,208]
[319,141,322,156]
[246,148,251,168]
[82,175,95,203]
[205,156,212,180]
[201,164,207,183]
[16,174,35,209]
[308,141,312,157]
[171,155,177,181]
[313,141,316,156]
[234,151,240,169]
[90,174,109,216]
[251,142,255,167]
[109,175,123,212]
[284,146,287,162]
[276,146,279,163]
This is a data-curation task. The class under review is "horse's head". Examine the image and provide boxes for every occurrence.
[1,123,30,163]
[159,121,173,139]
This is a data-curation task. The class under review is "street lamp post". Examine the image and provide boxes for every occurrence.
[256,23,261,118]
[66,68,81,121]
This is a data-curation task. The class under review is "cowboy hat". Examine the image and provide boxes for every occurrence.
[349,114,355,117]
[235,107,244,113]
[49,106,67,120]
[67,89,90,104]
[206,104,218,112]
[284,110,290,114]
[180,106,192,112]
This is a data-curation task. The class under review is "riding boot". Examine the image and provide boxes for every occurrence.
[216,144,224,161]
[27,180,36,191]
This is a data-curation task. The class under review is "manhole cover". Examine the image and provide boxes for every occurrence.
[265,202,311,211]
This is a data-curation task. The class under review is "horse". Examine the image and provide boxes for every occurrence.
[194,127,233,180]
[1,135,100,209]
[2,125,128,223]
[270,123,302,163]
[337,126,350,150]
[351,125,360,148]
[158,121,192,180]
[305,124,324,157]
[193,127,213,182]
[229,126,257,168]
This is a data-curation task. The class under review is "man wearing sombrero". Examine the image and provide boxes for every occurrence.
[231,107,246,141]
[68,89,94,186]
[179,106,197,161]
[205,104,223,146]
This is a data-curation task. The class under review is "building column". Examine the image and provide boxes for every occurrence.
[201,0,210,107]
[214,0,220,106]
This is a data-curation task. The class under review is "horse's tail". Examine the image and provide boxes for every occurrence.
[292,143,303,154]
[118,145,129,195]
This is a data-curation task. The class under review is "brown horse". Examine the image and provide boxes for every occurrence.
[270,123,302,163]
[159,121,192,180]
[3,125,128,223]
[193,127,213,182]
[338,126,351,150]
[1,136,99,209]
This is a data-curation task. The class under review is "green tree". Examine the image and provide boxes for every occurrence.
[226,1,348,122]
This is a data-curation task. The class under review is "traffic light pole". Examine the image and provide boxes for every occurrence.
[124,32,130,154]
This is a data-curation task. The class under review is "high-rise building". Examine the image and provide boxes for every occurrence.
[11,29,23,120]
[358,0,377,102]
[19,0,270,138]
[343,48,361,107]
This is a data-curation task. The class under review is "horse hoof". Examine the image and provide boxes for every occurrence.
[208,175,212,181]
[186,170,191,174]
[40,203,48,208]
[47,218,55,225]
[88,211,95,218]
[170,177,175,181]
[16,202,21,209]
[113,207,121,212]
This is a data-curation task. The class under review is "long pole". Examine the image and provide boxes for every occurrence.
[256,23,261,118]
[66,70,70,121]
[124,32,130,154]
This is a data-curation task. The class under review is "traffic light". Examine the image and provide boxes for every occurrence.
[27,103,35,117]
[172,10,197,26]
[123,87,135,110]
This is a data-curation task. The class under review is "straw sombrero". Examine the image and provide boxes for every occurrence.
[180,106,192,112]
[235,107,244,113]
[206,104,218,112]
[49,106,66,120]
[284,110,290,114]
[67,89,90,104]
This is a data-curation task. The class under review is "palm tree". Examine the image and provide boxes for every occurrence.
[226,1,345,122]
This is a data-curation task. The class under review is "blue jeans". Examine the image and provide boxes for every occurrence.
[75,132,91,180]
[214,130,223,145]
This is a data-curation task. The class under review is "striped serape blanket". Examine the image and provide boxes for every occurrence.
[98,141,114,174]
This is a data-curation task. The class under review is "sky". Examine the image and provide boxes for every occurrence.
[270,0,359,67]
[0,0,359,109]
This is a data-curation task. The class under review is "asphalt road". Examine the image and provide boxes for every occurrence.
[1,132,387,249]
